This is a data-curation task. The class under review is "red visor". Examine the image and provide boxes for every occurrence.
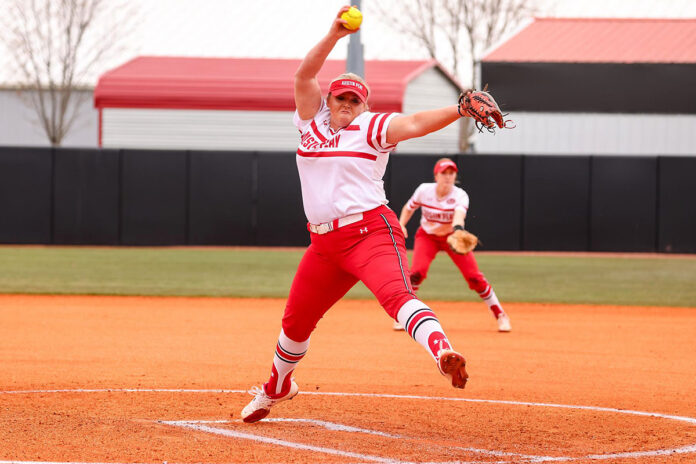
[329,79,368,103]
[433,160,458,174]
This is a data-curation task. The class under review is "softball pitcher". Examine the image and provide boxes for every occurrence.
[240,5,508,423]
[396,158,512,333]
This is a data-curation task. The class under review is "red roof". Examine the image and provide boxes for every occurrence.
[94,56,458,112]
[483,18,696,63]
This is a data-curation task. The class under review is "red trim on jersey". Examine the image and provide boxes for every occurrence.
[375,113,396,151]
[310,120,327,143]
[297,149,378,161]
[413,201,455,212]
[375,113,390,150]
[366,114,381,151]
[329,125,360,136]
[413,202,468,213]
[424,218,453,224]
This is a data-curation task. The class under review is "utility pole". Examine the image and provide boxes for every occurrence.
[346,0,364,78]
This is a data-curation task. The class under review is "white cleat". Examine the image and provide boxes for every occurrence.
[241,380,299,423]
[436,349,468,389]
[392,320,405,331]
[497,314,512,332]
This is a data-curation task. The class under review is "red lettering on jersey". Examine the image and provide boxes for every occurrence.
[327,135,341,148]
[301,133,341,150]
[423,210,454,223]
[301,132,323,150]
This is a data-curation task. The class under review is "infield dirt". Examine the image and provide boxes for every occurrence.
[1,295,695,463]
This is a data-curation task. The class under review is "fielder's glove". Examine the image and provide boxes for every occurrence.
[458,86,514,133]
[447,226,478,255]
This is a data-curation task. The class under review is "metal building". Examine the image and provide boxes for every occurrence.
[0,88,97,147]
[94,57,463,154]
[477,18,696,156]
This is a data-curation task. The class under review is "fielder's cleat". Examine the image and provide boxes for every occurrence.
[497,314,512,332]
[392,320,405,331]
[437,349,468,389]
[241,380,299,423]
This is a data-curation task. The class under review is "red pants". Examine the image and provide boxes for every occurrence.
[282,206,417,341]
[410,227,489,293]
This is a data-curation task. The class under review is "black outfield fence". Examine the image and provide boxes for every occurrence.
[1,146,695,253]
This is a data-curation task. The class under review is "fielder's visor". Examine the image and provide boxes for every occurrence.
[329,79,368,103]
[433,159,458,174]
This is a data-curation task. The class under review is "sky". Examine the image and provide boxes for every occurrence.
[129,0,696,59]
[1,0,696,85]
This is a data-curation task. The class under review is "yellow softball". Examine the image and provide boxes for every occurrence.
[341,6,363,30]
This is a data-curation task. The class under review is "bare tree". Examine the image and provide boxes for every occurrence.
[372,0,540,150]
[0,0,136,146]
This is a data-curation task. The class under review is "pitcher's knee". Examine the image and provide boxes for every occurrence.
[410,271,426,290]
[281,314,315,342]
[466,275,489,293]
[382,293,417,319]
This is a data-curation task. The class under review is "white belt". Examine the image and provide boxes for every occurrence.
[308,212,364,235]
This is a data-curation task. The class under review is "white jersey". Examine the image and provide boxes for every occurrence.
[293,100,399,224]
[406,183,470,236]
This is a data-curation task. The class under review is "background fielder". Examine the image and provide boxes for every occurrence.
[397,158,512,332]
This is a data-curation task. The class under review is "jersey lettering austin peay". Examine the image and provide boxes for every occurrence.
[239,5,508,424]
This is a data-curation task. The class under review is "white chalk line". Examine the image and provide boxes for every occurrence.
[162,421,408,464]
[161,417,404,438]
[162,420,512,464]
[4,388,695,426]
[162,418,696,463]
[2,388,696,463]
[260,418,406,438]
[164,419,548,463]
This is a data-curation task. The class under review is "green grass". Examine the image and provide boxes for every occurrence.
[0,246,694,307]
